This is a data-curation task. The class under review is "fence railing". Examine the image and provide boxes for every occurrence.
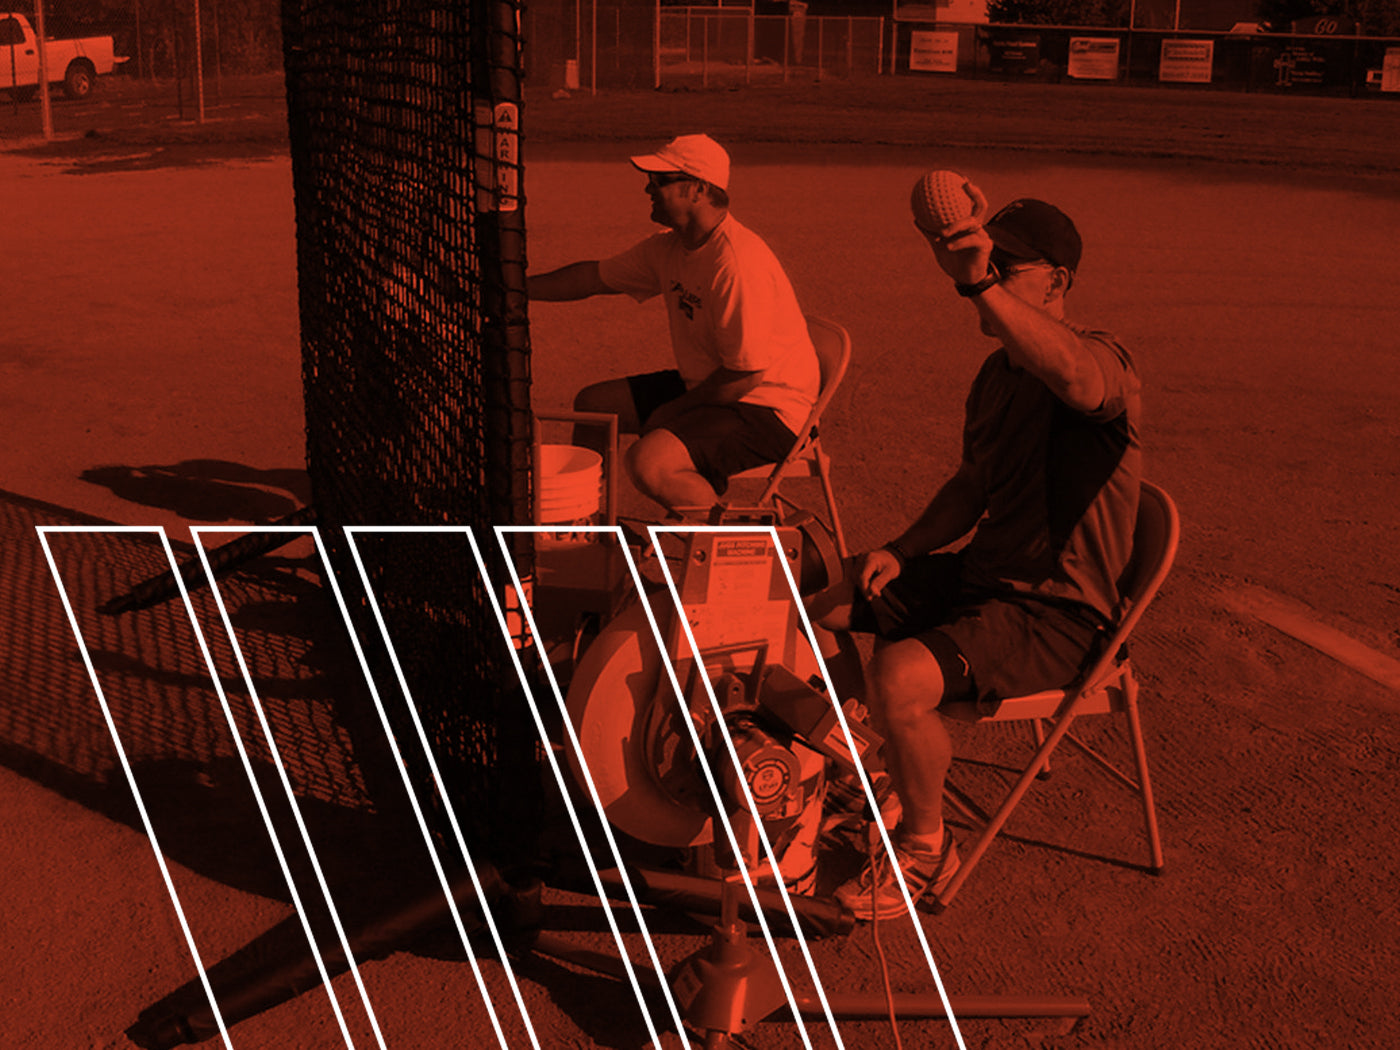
[658,10,886,87]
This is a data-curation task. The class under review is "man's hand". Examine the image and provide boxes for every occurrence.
[858,548,903,602]
[922,181,994,286]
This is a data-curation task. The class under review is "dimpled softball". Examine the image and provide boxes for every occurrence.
[910,169,974,234]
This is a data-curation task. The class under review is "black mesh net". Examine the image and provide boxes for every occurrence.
[8,496,373,825]
[281,0,541,862]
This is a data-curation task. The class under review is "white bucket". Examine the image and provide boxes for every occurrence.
[535,444,602,541]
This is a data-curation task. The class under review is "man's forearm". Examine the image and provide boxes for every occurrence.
[891,467,985,557]
[527,260,615,302]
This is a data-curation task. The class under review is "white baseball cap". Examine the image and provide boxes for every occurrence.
[629,134,730,190]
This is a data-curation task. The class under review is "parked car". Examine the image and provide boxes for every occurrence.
[0,11,126,100]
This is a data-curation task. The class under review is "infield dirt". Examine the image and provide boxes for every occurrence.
[3,77,1399,1049]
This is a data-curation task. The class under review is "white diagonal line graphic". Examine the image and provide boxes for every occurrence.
[191,525,389,1050]
[772,527,968,1050]
[334,525,542,1050]
[646,524,836,1049]
[483,526,688,1046]
[34,525,354,1050]
[500,523,821,1045]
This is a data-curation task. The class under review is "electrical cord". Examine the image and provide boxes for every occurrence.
[867,825,905,1050]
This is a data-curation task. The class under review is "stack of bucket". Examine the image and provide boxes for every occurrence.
[534,444,603,543]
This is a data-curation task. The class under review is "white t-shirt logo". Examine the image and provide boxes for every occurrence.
[670,281,702,321]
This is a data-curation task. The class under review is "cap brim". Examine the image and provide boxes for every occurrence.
[987,225,1044,263]
[629,153,677,174]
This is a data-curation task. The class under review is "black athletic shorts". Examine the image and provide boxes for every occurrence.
[848,551,1106,707]
[625,369,797,494]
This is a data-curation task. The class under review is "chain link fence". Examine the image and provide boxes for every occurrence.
[658,8,886,87]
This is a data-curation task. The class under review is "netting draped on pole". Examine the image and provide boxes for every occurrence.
[280,0,540,861]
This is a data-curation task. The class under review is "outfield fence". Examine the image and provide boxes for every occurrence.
[893,21,1400,97]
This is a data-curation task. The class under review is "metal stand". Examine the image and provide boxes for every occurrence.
[669,874,792,1047]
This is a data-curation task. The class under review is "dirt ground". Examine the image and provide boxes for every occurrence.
[3,77,1400,1049]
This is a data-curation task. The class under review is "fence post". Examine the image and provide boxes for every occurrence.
[877,16,884,76]
[783,11,789,83]
[192,0,205,122]
[817,16,823,80]
[702,10,708,88]
[847,15,853,77]
[747,7,753,86]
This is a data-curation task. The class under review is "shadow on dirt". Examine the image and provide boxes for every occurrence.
[80,459,311,523]
[3,484,676,1048]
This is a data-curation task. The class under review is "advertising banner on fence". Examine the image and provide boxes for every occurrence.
[1384,47,1400,92]
[986,31,1040,75]
[1159,39,1214,84]
[1274,43,1328,88]
[1068,37,1120,80]
[909,29,958,73]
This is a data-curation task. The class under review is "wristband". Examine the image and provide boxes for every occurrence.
[955,262,1001,298]
[882,541,911,569]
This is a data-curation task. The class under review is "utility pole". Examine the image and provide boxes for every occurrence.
[192,0,205,121]
[35,0,52,139]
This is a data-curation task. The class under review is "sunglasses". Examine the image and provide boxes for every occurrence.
[647,171,694,188]
[991,248,1054,276]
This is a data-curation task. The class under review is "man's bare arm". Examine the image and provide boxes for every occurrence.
[892,461,986,556]
[527,261,619,302]
[971,289,1105,412]
[857,462,985,600]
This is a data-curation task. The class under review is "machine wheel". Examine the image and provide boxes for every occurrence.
[564,603,714,849]
[62,61,95,100]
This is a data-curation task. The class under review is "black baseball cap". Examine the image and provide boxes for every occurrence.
[986,198,1082,274]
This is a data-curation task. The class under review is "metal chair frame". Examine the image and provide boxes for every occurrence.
[934,480,1181,909]
[731,314,851,558]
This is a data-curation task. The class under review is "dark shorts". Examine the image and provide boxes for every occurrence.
[625,369,797,494]
[848,551,1106,706]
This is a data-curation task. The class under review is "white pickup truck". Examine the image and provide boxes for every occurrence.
[0,12,125,100]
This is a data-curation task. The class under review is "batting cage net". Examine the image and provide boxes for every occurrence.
[281,0,542,862]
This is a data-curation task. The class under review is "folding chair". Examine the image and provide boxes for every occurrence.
[933,480,1180,910]
[731,314,851,558]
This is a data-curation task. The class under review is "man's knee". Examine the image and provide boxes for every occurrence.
[574,381,621,415]
[868,641,946,728]
[626,429,694,490]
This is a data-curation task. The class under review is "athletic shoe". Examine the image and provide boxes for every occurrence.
[834,830,960,921]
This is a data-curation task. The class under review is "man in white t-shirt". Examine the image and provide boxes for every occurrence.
[528,134,820,513]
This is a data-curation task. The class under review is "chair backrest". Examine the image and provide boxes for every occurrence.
[1115,481,1180,628]
[746,315,850,505]
[800,315,851,438]
[1081,480,1180,688]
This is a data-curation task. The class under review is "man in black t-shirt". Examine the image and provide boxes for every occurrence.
[811,191,1141,920]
